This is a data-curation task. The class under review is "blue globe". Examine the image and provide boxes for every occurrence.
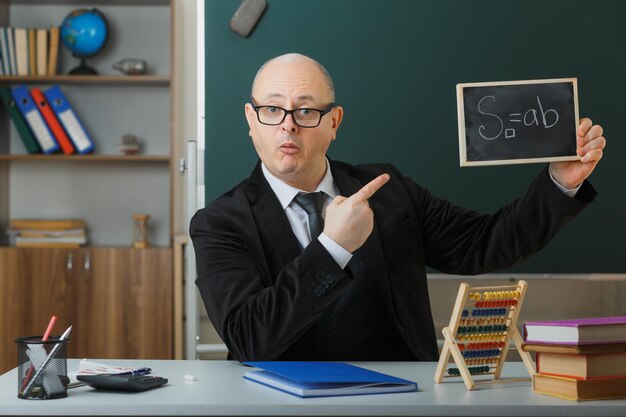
[61,9,108,58]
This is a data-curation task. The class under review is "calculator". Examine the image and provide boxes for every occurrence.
[77,374,168,392]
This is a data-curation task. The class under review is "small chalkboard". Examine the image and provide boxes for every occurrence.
[457,78,580,166]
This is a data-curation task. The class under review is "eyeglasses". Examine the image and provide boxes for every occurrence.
[250,97,335,128]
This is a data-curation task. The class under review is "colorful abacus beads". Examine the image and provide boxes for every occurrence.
[481,290,520,300]
[447,365,491,376]
[464,341,505,350]
[457,324,508,334]
[462,348,500,359]
[459,317,507,326]
[471,308,507,317]
[474,299,518,308]
[457,332,506,342]
[465,357,499,366]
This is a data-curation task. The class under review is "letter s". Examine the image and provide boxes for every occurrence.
[477,96,503,140]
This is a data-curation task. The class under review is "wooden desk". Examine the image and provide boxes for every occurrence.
[1,360,625,416]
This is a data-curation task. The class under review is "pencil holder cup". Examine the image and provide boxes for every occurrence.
[15,336,69,399]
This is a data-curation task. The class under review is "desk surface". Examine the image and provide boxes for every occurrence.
[1,359,626,416]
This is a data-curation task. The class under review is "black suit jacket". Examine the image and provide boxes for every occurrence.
[190,160,595,361]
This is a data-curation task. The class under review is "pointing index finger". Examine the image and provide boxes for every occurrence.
[349,174,390,202]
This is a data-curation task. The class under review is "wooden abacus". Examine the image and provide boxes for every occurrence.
[434,280,535,390]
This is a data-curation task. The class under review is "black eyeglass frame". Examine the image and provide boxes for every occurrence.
[250,97,335,128]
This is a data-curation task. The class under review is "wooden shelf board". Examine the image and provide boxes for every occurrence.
[0,154,170,162]
[10,0,169,5]
[0,75,170,85]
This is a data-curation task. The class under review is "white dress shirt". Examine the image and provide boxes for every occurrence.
[262,160,580,270]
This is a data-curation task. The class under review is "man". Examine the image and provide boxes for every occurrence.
[190,53,605,362]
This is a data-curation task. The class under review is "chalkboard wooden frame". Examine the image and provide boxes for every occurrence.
[457,78,580,167]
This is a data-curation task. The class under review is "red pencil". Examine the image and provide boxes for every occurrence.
[42,316,57,342]
[20,315,57,392]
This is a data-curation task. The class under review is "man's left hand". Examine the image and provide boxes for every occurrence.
[549,118,606,189]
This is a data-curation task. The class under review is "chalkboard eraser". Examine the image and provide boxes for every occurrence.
[230,0,267,38]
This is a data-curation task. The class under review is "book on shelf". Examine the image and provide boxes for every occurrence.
[524,316,626,345]
[15,234,86,246]
[0,28,11,75]
[8,219,87,247]
[36,29,47,77]
[6,27,17,76]
[44,85,95,154]
[31,87,76,154]
[28,28,36,76]
[14,28,29,76]
[0,86,41,154]
[15,241,82,248]
[9,219,87,231]
[532,373,626,401]
[243,361,418,398]
[11,85,60,154]
[15,229,86,238]
[47,26,60,76]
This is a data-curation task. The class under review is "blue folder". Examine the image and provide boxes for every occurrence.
[243,361,417,398]
[11,85,59,154]
[43,85,94,154]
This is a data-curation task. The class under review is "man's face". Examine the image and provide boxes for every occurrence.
[245,57,343,191]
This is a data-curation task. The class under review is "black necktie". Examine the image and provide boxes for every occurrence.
[294,192,326,240]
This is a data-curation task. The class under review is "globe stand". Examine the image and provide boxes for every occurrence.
[68,56,98,75]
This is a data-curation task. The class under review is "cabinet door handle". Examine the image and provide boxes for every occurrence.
[67,252,73,272]
[84,252,91,273]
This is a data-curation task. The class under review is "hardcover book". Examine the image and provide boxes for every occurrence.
[243,362,417,398]
[535,351,626,380]
[522,342,626,355]
[9,219,86,231]
[524,316,626,344]
[532,373,626,401]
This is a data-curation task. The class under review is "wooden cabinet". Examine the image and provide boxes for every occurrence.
[75,248,172,359]
[0,247,172,373]
[0,248,28,374]
[0,248,74,373]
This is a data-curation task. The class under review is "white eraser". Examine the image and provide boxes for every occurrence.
[184,374,198,381]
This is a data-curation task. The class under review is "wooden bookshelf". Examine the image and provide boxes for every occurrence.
[0,0,180,373]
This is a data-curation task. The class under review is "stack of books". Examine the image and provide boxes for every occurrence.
[7,219,88,248]
[0,26,60,76]
[523,316,626,401]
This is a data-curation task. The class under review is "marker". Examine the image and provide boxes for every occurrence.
[42,316,57,341]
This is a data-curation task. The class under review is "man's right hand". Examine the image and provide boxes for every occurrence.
[323,173,390,253]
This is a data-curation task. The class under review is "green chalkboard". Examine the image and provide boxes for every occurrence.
[205,0,626,273]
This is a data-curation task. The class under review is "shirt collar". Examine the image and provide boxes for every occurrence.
[261,159,338,210]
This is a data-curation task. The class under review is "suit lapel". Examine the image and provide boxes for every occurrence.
[246,162,302,273]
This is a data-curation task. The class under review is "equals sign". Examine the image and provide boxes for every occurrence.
[509,113,522,123]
